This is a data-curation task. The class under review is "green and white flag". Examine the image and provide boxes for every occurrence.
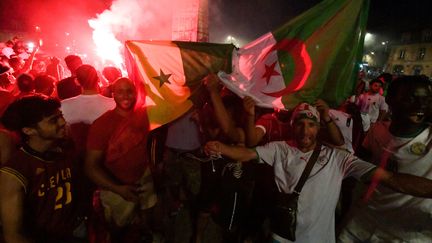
[125,40,234,130]
[219,0,370,109]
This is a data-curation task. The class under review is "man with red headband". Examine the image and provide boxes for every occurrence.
[205,102,432,243]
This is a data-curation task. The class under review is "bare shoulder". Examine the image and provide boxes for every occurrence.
[0,170,25,193]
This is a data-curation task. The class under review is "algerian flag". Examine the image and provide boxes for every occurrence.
[125,40,234,130]
[219,0,370,110]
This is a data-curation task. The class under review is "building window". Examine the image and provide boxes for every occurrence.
[398,49,406,60]
[417,48,426,60]
[422,29,432,42]
[393,65,404,74]
[413,65,422,75]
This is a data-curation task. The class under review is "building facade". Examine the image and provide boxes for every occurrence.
[385,29,432,77]
[171,0,209,42]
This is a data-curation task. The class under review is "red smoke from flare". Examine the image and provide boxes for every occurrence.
[88,0,175,70]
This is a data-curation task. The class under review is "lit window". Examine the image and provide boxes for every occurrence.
[413,65,422,75]
[417,48,426,60]
[398,49,406,59]
[393,65,404,74]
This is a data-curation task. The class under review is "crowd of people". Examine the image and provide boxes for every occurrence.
[0,35,431,243]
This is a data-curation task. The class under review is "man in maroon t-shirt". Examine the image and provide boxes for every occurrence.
[0,95,85,243]
[85,78,156,241]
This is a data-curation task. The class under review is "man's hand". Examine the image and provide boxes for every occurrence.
[204,141,223,156]
[243,96,256,116]
[203,74,220,94]
[363,167,432,199]
[113,185,139,203]
[314,99,331,122]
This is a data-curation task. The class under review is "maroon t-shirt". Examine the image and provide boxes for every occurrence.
[87,110,147,184]
[0,146,80,241]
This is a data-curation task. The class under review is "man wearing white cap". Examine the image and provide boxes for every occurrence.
[205,102,432,243]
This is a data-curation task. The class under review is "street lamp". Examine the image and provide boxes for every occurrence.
[382,41,389,52]
[226,35,235,43]
[225,35,240,47]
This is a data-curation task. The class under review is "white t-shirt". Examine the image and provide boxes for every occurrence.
[61,94,115,124]
[341,122,432,241]
[356,93,388,122]
[255,142,375,243]
[356,93,388,131]
[1,47,14,59]
[18,52,30,60]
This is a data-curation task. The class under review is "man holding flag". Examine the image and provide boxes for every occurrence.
[121,1,371,240]
[124,0,369,129]
[120,1,432,243]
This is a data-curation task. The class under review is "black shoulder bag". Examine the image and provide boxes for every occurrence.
[270,143,322,241]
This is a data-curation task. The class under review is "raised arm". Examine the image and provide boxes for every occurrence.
[0,172,31,243]
[21,46,39,74]
[243,96,265,147]
[205,141,257,162]
[204,74,243,143]
[362,167,432,198]
[84,150,138,202]
[314,99,345,146]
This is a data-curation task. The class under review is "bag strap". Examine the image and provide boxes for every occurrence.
[293,143,322,195]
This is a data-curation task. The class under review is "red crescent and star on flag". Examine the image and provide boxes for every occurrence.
[262,61,280,84]
[261,38,312,97]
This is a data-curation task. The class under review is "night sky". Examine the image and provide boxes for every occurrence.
[0,0,430,51]
[211,0,321,43]
[366,0,432,37]
[212,0,432,43]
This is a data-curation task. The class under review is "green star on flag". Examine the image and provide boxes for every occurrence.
[153,69,172,87]
[125,40,234,130]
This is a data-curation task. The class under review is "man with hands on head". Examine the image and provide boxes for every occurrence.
[242,97,346,241]
[243,96,344,147]
[205,102,432,243]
